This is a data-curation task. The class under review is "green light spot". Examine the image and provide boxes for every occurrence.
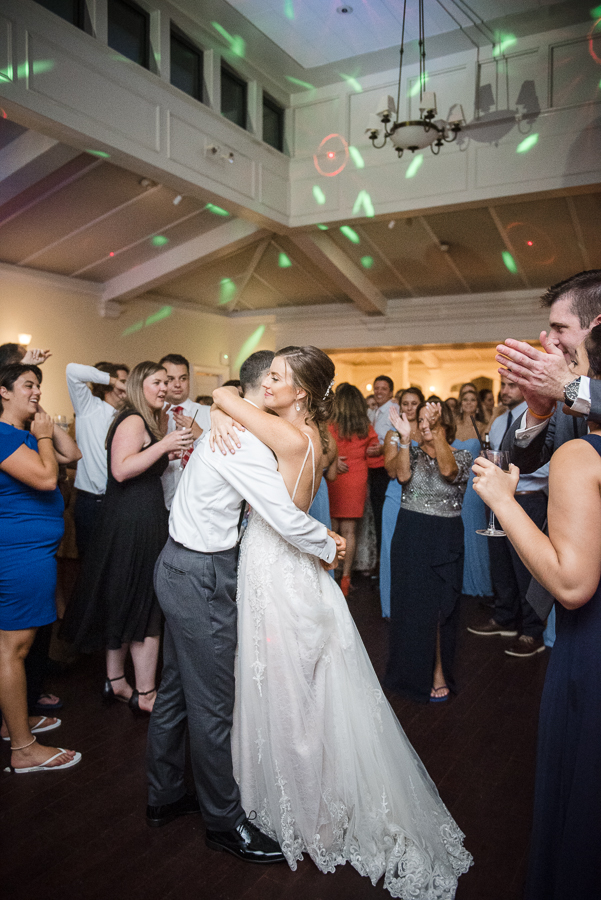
[349,146,365,169]
[31,60,54,75]
[502,251,518,274]
[352,189,375,217]
[16,62,29,80]
[211,22,245,58]
[278,252,292,268]
[409,73,428,97]
[516,133,539,153]
[592,5,601,16]
[0,65,13,82]
[313,185,326,205]
[151,235,169,247]
[317,224,329,230]
[219,277,237,305]
[340,225,360,244]
[205,203,230,216]
[235,326,266,368]
[493,34,517,56]
[87,149,111,159]
[361,256,374,269]
[121,320,144,337]
[405,154,424,178]
[284,0,294,20]
[145,305,173,326]
[285,76,314,90]
[340,73,362,93]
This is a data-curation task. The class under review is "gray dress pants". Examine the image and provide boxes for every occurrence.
[146,536,246,831]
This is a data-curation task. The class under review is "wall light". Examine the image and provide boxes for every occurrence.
[366,383,373,391]
[18,334,32,346]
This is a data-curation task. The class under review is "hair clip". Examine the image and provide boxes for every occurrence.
[323,378,335,400]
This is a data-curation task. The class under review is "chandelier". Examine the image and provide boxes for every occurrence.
[367,0,464,158]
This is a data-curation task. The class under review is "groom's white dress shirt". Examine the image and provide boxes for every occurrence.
[170,417,336,563]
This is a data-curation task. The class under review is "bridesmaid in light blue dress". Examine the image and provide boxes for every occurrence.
[452,390,492,598]
[380,389,424,617]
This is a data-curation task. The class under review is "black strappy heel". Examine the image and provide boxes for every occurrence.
[128,687,157,716]
[102,674,130,704]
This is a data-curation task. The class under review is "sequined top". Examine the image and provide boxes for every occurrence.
[401,446,472,518]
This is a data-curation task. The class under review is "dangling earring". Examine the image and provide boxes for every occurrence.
[295,401,301,412]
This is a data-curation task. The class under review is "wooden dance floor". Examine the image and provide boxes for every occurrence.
[1,573,547,900]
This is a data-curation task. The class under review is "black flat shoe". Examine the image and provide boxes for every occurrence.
[128,687,156,716]
[102,675,129,704]
[146,791,200,828]
[205,817,286,864]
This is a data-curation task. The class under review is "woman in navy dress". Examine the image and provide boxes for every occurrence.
[473,326,601,899]
[0,363,81,772]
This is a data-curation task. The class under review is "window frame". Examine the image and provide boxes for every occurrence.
[262,92,285,152]
[170,26,204,104]
[34,0,86,29]
[107,0,150,71]
[220,63,248,131]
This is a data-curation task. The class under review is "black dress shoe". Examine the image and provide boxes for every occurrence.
[205,817,286,864]
[128,687,156,716]
[146,791,201,828]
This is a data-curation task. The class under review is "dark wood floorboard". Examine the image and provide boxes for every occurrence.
[1,573,547,900]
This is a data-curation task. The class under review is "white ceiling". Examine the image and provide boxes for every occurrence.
[224,0,567,68]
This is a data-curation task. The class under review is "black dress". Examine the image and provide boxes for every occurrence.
[525,436,601,900]
[61,410,168,653]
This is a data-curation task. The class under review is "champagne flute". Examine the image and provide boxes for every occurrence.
[476,449,511,537]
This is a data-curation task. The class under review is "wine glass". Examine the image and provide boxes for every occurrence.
[476,450,511,537]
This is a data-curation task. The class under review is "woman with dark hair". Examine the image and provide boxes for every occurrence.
[380,387,424,617]
[210,350,472,895]
[386,401,471,703]
[452,390,493,599]
[327,382,379,596]
[479,388,495,424]
[473,324,601,899]
[61,362,192,714]
[0,364,82,772]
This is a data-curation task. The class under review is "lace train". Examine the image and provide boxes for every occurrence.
[232,512,472,898]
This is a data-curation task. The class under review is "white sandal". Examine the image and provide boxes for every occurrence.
[2,716,62,741]
[14,749,82,774]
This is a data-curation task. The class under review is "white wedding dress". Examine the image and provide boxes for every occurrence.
[232,439,472,898]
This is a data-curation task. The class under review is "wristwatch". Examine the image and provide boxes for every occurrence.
[563,376,582,408]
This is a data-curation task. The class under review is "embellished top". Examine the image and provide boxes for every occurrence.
[401,446,472,518]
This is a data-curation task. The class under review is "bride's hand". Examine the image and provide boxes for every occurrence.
[321,530,346,571]
[209,406,245,454]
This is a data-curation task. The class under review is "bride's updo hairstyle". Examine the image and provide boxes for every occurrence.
[274,345,335,449]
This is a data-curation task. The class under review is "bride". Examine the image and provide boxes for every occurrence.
[211,346,472,898]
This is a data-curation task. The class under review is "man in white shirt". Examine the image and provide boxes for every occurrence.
[159,354,211,509]
[367,375,395,556]
[66,361,128,555]
[146,350,344,863]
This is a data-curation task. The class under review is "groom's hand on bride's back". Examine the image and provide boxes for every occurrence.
[322,530,346,571]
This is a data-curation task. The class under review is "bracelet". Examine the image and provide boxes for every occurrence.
[37,436,54,441]
[10,735,37,751]
[527,407,554,421]
[399,443,411,449]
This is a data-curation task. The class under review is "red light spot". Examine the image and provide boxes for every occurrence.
[526,241,533,246]
[327,151,336,159]
[109,252,115,257]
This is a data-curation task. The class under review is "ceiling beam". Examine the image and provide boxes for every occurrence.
[566,196,592,271]
[287,232,387,315]
[355,226,418,297]
[231,236,272,311]
[101,219,265,301]
[487,206,531,288]
[0,130,81,207]
[417,217,472,293]
[0,259,102,297]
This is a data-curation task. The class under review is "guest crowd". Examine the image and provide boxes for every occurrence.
[1,268,601,899]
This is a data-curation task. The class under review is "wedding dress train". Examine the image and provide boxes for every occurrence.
[232,505,472,898]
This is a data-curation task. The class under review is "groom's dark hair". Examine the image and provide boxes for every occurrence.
[240,350,275,395]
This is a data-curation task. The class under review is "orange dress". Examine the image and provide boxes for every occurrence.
[327,424,379,519]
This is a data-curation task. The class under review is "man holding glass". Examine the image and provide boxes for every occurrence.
[468,378,548,657]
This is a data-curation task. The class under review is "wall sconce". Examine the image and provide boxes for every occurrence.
[18,333,32,345]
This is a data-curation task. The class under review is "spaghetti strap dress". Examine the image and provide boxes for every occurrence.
[525,433,601,900]
[61,410,168,653]
[232,434,472,897]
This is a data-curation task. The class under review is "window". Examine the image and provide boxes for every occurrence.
[221,66,247,130]
[170,29,203,103]
[34,0,85,28]
[263,94,284,152]
[107,0,149,70]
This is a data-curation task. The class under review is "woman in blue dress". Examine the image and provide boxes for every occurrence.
[453,389,492,598]
[380,388,423,617]
[0,363,82,773]
[472,325,601,898]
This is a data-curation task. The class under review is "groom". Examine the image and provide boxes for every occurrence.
[146,350,344,863]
